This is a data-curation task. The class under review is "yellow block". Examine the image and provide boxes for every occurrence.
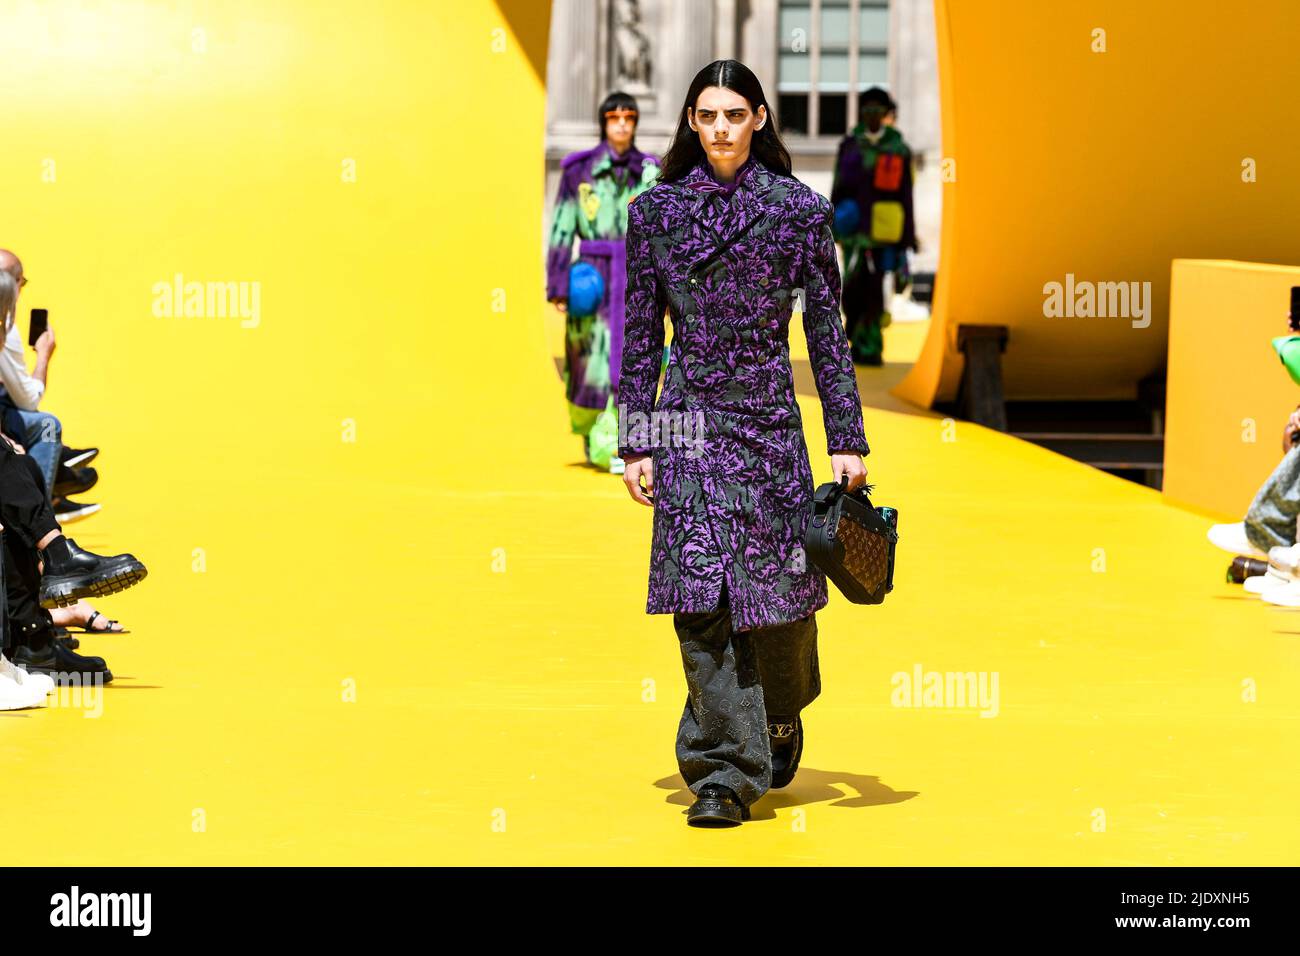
[1164,259,1300,517]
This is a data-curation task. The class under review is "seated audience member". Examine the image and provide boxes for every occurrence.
[1207,409,1300,560]
[0,436,147,681]
[0,270,144,681]
[0,250,100,519]
[1209,330,1300,605]
[1,587,54,710]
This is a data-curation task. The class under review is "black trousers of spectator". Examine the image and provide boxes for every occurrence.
[0,441,61,654]
[842,251,886,361]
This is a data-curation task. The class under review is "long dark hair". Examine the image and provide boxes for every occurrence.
[658,59,792,183]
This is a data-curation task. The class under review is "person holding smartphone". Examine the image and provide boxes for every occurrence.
[618,60,870,826]
[0,250,64,503]
[0,268,148,680]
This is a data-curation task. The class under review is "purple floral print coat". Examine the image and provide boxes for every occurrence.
[618,154,871,632]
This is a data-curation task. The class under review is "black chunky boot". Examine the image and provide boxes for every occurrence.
[13,640,113,683]
[686,784,750,827]
[39,536,147,608]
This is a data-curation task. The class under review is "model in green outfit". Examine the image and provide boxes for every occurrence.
[545,91,662,472]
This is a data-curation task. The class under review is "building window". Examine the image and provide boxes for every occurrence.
[776,0,890,139]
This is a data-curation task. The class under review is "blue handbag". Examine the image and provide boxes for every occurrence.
[567,262,606,317]
[833,199,861,238]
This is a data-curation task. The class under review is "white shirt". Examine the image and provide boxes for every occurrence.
[0,316,43,410]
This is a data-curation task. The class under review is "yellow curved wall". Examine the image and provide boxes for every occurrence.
[896,0,1300,407]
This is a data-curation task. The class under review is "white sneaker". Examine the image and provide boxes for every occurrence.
[0,671,48,710]
[1208,522,1266,557]
[0,654,54,696]
[1263,579,1300,607]
[1268,544,1300,576]
[608,456,625,475]
[1244,572,1292,595]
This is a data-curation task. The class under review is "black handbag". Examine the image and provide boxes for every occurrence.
[804,476,898,605]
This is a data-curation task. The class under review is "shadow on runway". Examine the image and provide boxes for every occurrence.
[656,769,919,821]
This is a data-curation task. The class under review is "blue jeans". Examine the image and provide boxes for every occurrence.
[0,399,61,503]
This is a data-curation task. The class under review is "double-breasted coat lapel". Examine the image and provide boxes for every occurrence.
[618,154,870,632]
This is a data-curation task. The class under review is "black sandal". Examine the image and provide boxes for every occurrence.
[65,610,130,634]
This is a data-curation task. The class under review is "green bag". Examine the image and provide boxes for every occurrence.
[1272,335,1300,387]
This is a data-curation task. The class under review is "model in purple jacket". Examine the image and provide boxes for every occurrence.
[618,71,870,635]
[618,61,871,826]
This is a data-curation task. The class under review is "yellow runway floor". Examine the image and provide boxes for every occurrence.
[2,0,1291,870]
[6,310,1295,867]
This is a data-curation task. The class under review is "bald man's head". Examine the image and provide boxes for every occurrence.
[0,250,21,283]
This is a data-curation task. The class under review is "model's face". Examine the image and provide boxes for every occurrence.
[604,109,636,153]
[861,103,886,133]
[688,86,764,162]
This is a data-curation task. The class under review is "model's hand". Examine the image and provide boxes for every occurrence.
[623,454,654,506]
[2,434,24,454]
[831,453,867,492]
[553,299,567,314]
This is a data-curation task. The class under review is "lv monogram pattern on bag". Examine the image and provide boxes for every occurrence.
[836,514,890,594]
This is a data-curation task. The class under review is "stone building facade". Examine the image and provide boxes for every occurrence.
[544,0,941,276]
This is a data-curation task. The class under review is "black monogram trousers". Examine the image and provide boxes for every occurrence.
[672,580,821,808]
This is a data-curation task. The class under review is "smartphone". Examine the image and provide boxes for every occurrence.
[1290,287,1300,333]
[28,308,48,348]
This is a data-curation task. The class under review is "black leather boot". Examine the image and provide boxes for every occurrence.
[13,641,113,683]
[768,714,803,789]
[53,465,98,499]
[39,536,147,608]
[686,784,750,827]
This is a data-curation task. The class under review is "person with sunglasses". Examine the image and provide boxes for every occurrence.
[545,92,661,475]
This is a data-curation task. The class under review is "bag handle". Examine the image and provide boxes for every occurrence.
[837,474,876,503]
